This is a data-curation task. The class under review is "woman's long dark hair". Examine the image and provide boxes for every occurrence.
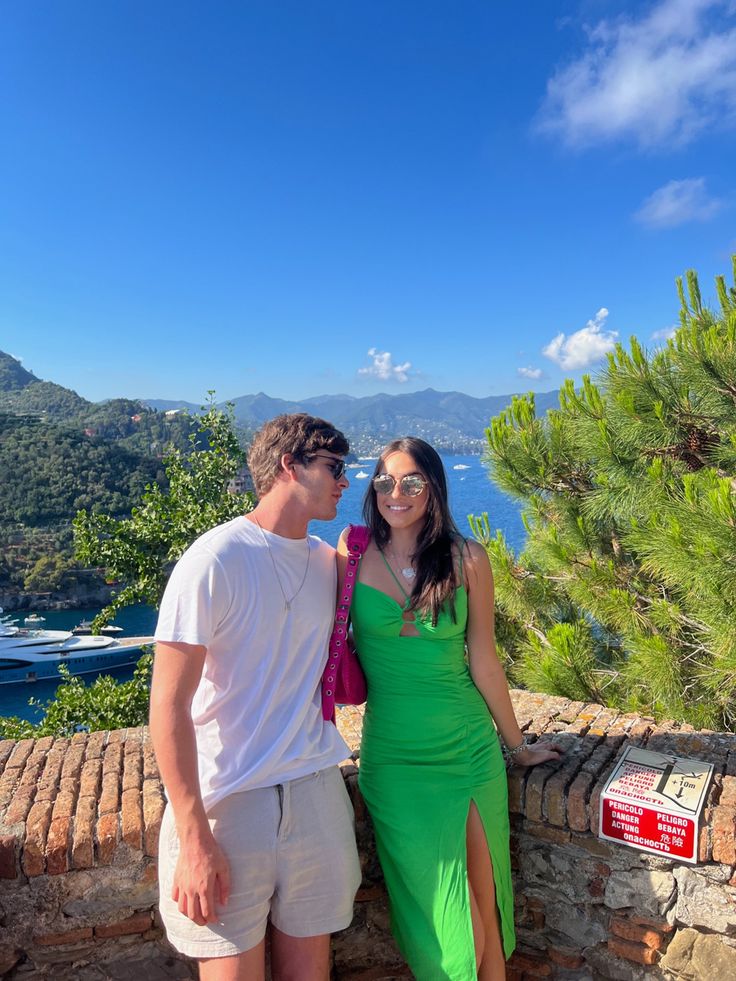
[363,437,461,625]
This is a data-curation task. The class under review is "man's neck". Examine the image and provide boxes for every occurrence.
[247,502,309,540]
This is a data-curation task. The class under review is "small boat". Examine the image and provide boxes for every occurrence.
[452,464,470,470]
[24,614,46,625]
[75,619,123,635]
[354,471,370,479]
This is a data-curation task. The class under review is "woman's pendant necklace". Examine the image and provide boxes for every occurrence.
[389,546,416,581]
[254,517,311,612]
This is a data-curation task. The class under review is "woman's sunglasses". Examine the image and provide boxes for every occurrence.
[372,473,427,497]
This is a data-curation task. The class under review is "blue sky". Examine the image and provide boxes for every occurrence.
[1,0,735,404]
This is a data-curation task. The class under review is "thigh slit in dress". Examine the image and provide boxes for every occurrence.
[351,582,516,981]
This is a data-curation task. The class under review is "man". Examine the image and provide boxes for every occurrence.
[150,413,360,981]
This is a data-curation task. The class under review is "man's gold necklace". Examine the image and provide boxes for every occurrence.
[253,517,311,611]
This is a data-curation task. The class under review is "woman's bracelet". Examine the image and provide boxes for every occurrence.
[505,736,529,761]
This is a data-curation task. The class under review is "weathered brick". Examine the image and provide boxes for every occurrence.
[94,912,152,938]
[34,927,93,946]
[51,787,77,821]
[0,768,21,810]
[711,805,736,865]
[4,786,35,825]
[587,708,622,738]
[629,915,675,933]
[142,779,166,857]
[122,747,143,792]
[588,765,617,835]
[506,766,528,814]
[22,798,54,876]
[71,795,96,869]
[610,916,666,949]
[103,740,124,773]
[0,738,16,768]
[588,876,606,898]
[567,772,594,832]
[0,834,18,878]
[524,764,554,822]
[46,816,72,875]
[121,787,143,850]
[547,946,585,969]
[60,743,85,779]
[36,744,67,801]
[523,821,571,846]
[607,937,658,965]
[570,833,619,860]
[507,950,552,976]
[6,739,35,769]
[85,730,107,759]
[626,720,654,746]
[96,812,119,864]
[79,758,102,798]
[542,769,569,827]
[99,770,120,815]
[142,739,159,780]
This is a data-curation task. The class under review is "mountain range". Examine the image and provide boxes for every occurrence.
[144,388,560,453]
[0,349,558,453]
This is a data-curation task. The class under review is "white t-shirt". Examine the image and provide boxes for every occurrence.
[155,516,350,810]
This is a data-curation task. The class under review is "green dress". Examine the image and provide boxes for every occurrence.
[351,558,515,980]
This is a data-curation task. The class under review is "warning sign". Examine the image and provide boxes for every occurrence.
[599,746,713,864]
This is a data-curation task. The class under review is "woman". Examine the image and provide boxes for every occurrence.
[338,438,560,981]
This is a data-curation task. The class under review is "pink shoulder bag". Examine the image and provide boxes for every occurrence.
[321,524,371,722]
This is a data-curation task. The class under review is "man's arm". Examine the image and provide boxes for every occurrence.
[149,641,231,925]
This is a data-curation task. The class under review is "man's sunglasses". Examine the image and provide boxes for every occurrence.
[372,473,427,497]
[305,453,347,480]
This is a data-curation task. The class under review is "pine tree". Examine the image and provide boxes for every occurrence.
[472,258,736,729]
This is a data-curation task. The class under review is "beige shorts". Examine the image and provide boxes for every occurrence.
[158,766,362,958]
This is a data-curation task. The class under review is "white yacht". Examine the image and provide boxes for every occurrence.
[0,623,154,685]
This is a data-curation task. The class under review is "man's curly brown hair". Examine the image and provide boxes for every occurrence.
[247,413,349,498]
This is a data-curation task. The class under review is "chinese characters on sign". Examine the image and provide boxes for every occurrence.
[599,746,713,864]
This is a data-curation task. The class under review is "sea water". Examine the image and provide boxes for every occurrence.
[0,455,524,722]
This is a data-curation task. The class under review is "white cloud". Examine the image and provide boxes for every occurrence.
[536,0,736,148]
[517,366,544,380]
[634,177,723,227]
[651,325,678,341]
[543,308,618,370]
[358,348,412,383]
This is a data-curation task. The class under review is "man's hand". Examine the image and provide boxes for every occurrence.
[172,831,231,925]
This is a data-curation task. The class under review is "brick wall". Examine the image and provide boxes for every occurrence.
[1,694,735,979]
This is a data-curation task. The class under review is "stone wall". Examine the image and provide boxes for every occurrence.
[1,694,735,979]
